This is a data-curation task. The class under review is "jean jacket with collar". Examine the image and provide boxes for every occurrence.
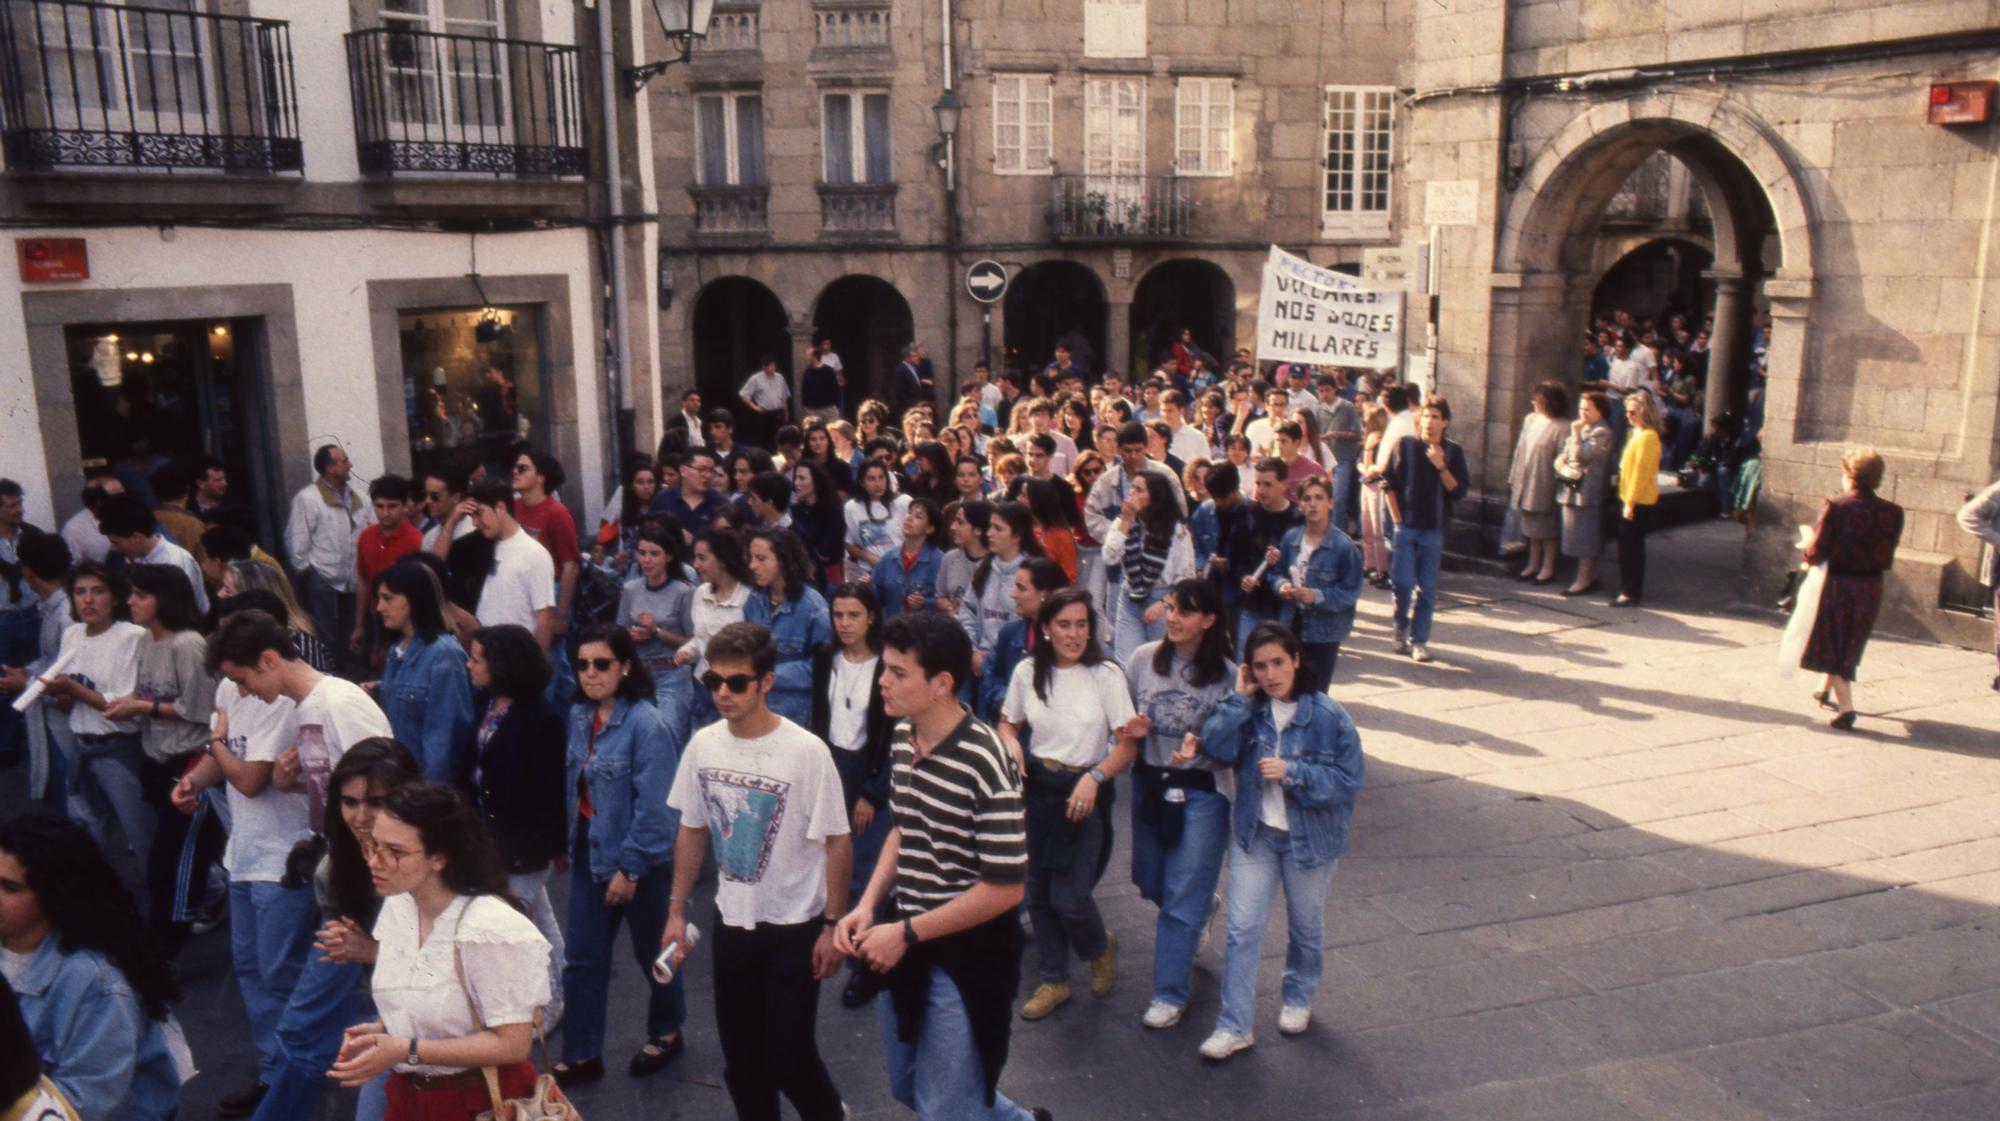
[565,696,682,881]
[1268,525,1365,644]
[1197,691,1364,868]
[742,585,832,725]
[378,631,475,785]
[13,938,180,1121]
[871,543,943,618]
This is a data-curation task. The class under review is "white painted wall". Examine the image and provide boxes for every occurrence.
[252,0,361,183]
[0,225,603,527]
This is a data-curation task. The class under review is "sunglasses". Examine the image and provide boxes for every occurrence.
[700,671,758,694]
[574,656,619,674]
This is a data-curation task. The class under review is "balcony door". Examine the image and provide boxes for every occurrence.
[35,0,212,139]
[380,0,510,148]
[1084,77,1145,221]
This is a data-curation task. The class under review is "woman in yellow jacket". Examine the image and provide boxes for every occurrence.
[1613,393,1663,607]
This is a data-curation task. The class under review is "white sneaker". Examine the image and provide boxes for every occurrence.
[1199,1029,1255,1060]
[1142,1001,1184,1029]
[1279,1006,1312,1035]
[1411,643,1434,664]
[1393,626,1410,654]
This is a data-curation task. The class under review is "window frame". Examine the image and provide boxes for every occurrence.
[1319,84,1395,241]
[1083,75,1146,182]
[990,73,1054,176]
[820,88,894,185]
[1174,76,1233,178]
[693,89,766,187]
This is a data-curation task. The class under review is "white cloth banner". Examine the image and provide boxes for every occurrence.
[1254,245,1403,369]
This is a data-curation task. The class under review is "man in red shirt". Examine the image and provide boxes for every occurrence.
[511,450,581,648]
[351,474,421,657]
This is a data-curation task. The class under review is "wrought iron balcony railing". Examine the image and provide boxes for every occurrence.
[690,183,767,235]
[346,25,584,178]
[0,0,302,173]
[1048,174,1194,240]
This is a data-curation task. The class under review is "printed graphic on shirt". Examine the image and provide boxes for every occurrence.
[297,723,334,831]
[699,768,790,883]
[1143,686,1207,741]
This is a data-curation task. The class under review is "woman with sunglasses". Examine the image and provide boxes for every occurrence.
[743,528,832,727]
[555,622,685,1088]
[373,559,474,785]
[679,529,751,734]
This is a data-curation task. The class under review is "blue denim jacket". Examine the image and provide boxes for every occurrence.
[1268,526,1365,644]
[1197,691,1364,868]
[871,544,942,618]
[14,939,179,1121]
[743,585,832,726]
[379,632,474,785]
[1189,499,1221,582]
[978,618,1030,725]
[565,697,682,881]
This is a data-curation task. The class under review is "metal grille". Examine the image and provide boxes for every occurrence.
[0,0,301,172]
[346,25,584,177]
[1049,174,1192,240]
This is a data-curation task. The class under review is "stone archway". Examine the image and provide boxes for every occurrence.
[811,275,914,412]
[691,276,790,436]
[1004,260,1107,378]
[1129,258,1235,379]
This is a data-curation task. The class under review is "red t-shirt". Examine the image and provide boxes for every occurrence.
[515,495,582,571]
[355,521,422,585]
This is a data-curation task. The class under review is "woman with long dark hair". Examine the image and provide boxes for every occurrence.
[1270,475,1365,694]
[0,814,181,1120]
[977,556,1068,724]
[934,499,990,620]
[373,559,474,785]
[680,529,751,733]
[870,497,943,619]
[905,441,955,505]
[743,528,832,725]
[596,455,660,574]
[1125,578,1236,1029]
[1102,471,1196,661]
[465,624,569,1031]
[798,422,855,495]
[843,459,910,581]
[998,587,1138,1021]
[1024,477,1080,584]
[555,622,684,1087]
[618,524,696,740]
[1185,623,1363,1060]
[789,461,848,587]
[958,501,1043,686]
[329,783,555,1121]
[727,448,775,499]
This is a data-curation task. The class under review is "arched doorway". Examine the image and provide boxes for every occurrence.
[1004,260,1106,379]
[1591,238,1715,333]
[813,275,913,412]
[691,277,790,433]
[1129,259,1235,379]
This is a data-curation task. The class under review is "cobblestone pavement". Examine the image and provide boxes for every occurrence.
[19,520,2000,1120]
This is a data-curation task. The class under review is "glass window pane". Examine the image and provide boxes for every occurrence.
[696,95,727,185]
[823,93,853,183]
[735,94,765,184]
[862,92,891,182]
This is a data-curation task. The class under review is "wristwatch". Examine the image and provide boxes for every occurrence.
[405,1038,421,1066]
[902,916,921,946]
[1087,766,1109,784]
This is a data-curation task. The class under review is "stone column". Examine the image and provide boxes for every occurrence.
[1703,269,1748,429]
[1107,298,1132,382]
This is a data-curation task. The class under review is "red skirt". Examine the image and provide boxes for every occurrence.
[386,1062,540,1121]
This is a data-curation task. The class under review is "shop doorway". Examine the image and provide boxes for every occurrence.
[398,304,549,482]
[63,317,284,548]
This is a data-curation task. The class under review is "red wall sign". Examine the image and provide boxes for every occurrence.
[17,237,88,282]
[1929,81,1995,126]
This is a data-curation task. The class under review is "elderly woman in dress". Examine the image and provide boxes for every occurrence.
[1506,381,1572,584]
[1799,448,1904,730]
[1556,392,1617,597]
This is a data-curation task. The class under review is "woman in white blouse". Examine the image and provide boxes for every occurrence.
[329,782,551,1120]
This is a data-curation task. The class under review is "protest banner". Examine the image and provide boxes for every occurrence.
[1254,245,1402,369]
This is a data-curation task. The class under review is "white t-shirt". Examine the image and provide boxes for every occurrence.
[844,494,911,560]
[58,621,147,736]
[61,508,111,565]
[294,675,392,831]
[742,370,791,411]
[0,945,30,986]
[1382,409,1417,453]
[371,893,550,1076]
[476,529,556,632]
[214,679,310,882]
[1245,417,1278,457]
[827,653,877,752]
[667,716,851,929]
[420,518,475,553]
[1000,660,1135,770]
[1259,699,1297,830]
[141,536,209,615]
[1607,354,1648,393]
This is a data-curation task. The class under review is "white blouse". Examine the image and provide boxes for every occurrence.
[371,893,551,1076]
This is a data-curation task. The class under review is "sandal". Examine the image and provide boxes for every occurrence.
[551,1058,604,1088]
[629,1033,684,1077]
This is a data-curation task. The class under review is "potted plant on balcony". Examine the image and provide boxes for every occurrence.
[1083,190,1110,234]
[1124,200,1144,233]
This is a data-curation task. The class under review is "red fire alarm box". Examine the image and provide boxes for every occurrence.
[16,238,88,282]
[1929,81,1994,126]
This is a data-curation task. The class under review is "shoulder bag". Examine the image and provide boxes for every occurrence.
[452,940,579,1121]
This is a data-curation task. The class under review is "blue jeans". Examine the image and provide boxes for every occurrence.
[1331,459,1360,536]
[1027,805,1109,983]
[691,679,720,733]
[1216,823,1339,1036]
[1112,588,1166,663]
[653,669,694,747]
[561,824,685,1063]
[1129,787,1230,1009]
[830,748,890,911]
[879,966,1035,1121]
[67,733,154,893]
[249,950,372,1121]
[1234,607,1278,654]
[1390,525,1444,644]
[228,880,318,1081]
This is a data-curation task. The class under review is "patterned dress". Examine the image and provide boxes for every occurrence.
[1800,490,1905,680]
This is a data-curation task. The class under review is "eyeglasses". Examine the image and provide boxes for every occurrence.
[574,656,618,674]
[700,671,758,694]
[512,462,533,475]
[366,841,422,866]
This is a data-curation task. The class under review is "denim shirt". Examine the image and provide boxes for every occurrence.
[1197,691,1364,867]
[1269,525,1365,644]
[379,631,475,785]
[1189,499,1222,577]
[871,544,943,619]
[742,585,832,726]
[13,939,180,1121]
[565,696,682,881]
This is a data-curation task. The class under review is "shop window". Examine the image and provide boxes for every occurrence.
[400,305,546,478]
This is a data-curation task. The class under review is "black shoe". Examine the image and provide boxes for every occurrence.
[552,1057,605,1088]
[1610,595,1639,608]
[216,1080,268,1119]
[841,971,874,1008]
[1830,711,1857,731]
[629,1033,683,1077]
[1811,689,1837,712]
[1033,1111,1054,1121]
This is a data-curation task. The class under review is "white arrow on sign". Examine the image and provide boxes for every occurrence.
[965,260,1008,303]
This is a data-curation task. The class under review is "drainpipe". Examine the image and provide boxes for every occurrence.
[940,0,960,404]
[597,0,630,480]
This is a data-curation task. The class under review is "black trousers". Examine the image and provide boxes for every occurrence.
[141,753,225,958]
[1299,641,1341,695]
[1617,504,1652,600]
[710,915,844,1121]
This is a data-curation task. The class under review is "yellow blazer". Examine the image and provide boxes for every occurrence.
[1618,428,1661,506]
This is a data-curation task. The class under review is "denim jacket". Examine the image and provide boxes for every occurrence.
[1268,526,1365,644]
[379,631,474,785]
[565,697,682,881]
[13,938,180,1121]
[1189,498,1222,575]
[742,585,831,726]
[871,544,943,618]
[1197,691,1364,868]
[978,618,1031,725]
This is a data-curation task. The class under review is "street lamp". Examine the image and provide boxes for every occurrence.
[626,0,717,95]
[929,89,963,188]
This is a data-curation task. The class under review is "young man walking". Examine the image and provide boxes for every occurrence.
[466,479,558,650]
[835,610,1052,1121]
[665,622,852,1121]
[1383,399,1469,664]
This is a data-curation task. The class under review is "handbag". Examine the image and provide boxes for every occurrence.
[452,941,579,1121]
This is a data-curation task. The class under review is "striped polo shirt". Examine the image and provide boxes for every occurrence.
[887,710,1028,913]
